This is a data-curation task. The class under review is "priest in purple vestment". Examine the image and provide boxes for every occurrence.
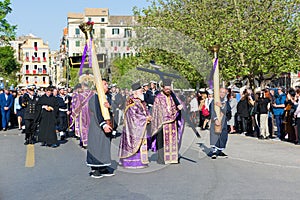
[151,79,184,164]
[119,82,152,168]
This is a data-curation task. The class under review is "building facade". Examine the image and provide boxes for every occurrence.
[11,35,50,88]
[66,8,137,61]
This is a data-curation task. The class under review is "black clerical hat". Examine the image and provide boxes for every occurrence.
[162,79,172,86]
[131,82,141,91]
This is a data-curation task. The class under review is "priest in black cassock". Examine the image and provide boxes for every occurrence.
[36,86,59,148]
[86,79,115,178]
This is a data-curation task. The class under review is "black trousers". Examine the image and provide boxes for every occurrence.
[297,118,300,143]
[57,111,68,132]
[25,119,35,140]
[156,129,164,164]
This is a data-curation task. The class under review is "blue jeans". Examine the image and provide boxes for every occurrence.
[1,109,10,129]
[274,115,283,138]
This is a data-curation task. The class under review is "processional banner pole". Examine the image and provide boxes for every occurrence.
[79,21,111,121]
[210,45,222,134]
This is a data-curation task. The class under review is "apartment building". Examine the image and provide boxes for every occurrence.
[12,34,50,88]
[66,8,137,60]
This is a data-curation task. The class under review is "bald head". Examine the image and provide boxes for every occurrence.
[220,88,226,98]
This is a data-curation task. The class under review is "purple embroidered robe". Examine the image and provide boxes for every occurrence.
[78,90,94,147]
[119,96,150,168]
[71,92,82,138]
[151,92,184,164]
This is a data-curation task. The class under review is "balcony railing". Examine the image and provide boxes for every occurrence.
[32,57,41,62]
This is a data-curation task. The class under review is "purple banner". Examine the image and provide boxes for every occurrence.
[208,58,218,89]
[79,44,88,76]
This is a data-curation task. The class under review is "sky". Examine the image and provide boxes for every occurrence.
[7,0,150,50]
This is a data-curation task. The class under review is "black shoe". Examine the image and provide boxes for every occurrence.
[211,152,217,159]
[258,135,264,140]
[3,128,6,131]
[99,168,115,177]
[217,151,228,158]
[24,139,29,145]
[265,136,269,140]
[90,170,103,179]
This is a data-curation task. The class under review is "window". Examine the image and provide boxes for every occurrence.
[43,65,46,70]
[88,17,92,22]
[75,41,80,47]
[101,18,105,23]
[43,77,46,83]
[25,52,29,57]
[43,52,46,58]
[75,28,80,35]
[34,65,37,70]
[34,52,37,57]
[112,28,119,35]
[124,28,132,38]
[100,28,105,37]
[111,41,114,47]
[34,42,37,47]
[101,41,105,47]
[123,41,126,47]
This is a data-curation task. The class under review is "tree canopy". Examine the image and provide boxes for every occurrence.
[0,0,19,86]
[130,0,299,88]
[0,0,16,42]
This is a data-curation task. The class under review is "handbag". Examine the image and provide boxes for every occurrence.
[202,105,210,117]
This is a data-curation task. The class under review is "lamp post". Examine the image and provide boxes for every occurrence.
[209,44,222,134]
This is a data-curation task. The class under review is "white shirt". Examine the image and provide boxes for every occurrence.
[189,97,199,112]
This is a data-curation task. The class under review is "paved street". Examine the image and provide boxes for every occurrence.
[1,126,300,200]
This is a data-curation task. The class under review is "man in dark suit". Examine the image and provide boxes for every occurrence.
[0,88,14,131]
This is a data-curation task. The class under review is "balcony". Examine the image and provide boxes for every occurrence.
[42,70,47,74]
[43,57,47,62]
[34,46,38,51]
[32,57,41,62]
[33,70,37,74]
[25,57,29,62]
[25,70,30,74]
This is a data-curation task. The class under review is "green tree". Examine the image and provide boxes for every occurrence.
[111,55,192,89]
[0,0,18,86]
[133,0,300,89]
[0,0,16,42]
[0,46,20,83]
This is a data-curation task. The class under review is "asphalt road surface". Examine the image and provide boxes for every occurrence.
[1,127,300,200]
